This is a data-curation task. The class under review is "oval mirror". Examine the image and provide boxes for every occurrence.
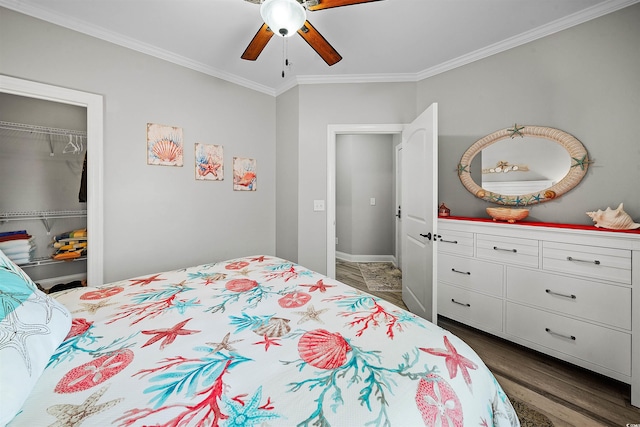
[458,125,590,206]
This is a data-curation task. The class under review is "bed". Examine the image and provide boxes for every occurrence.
[1,252,519,426]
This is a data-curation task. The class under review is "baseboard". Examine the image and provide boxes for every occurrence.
[336,251,397,266]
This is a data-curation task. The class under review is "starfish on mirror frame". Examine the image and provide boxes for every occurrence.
[507,123,525,138]
[47,386,123,427]
[206,332,243,354]
[294,304,329,324]
[457,164,469,175]
[571,154,593,170]
[531,193,544,203]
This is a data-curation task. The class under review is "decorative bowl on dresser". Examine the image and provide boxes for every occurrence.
[437,217,640,408]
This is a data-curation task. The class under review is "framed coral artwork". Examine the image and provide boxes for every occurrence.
[233,157,256,191]
[195,143,223,181]
[147,123,183,166]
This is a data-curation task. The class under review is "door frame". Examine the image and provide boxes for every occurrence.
[326,124,404,279]
[0,75,104,286]
[394,143,402,270]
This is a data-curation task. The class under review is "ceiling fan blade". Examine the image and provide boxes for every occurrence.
[307,0,383,11]
[297,20,342,66]
[241,23,274,61]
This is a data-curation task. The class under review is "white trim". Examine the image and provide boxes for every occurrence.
[326,124,404,279]
[0,75,104,286]
[1,0,635,96]
[394,143,402,273]
[336,251,396,265]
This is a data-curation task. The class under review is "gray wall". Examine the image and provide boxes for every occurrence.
[419,4,640,224]
[275,86,299,262]
[336,134,395,258]
[1,8,277,283]
[294,83,417,273]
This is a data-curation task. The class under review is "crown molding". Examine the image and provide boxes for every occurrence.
[0,0,277,96]
[2,0,636,97]
[415,0,639,81]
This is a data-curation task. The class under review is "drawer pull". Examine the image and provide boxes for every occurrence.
[566,256,600,265]
[545,327,576,341]
[439,238,458,244]
[545,289,577,300]
[451,268,471,275]
[493,246,517,253]
[451,299,470,307]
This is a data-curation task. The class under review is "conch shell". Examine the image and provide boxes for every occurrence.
[586,203,640,230]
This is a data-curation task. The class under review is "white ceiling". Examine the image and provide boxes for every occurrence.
[1,0,635,95]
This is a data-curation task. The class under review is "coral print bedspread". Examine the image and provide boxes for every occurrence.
[10,256,519,426]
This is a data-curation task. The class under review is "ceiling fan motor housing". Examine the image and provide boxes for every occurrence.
[260,0,307,37]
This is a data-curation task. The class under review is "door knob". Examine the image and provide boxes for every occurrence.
[420,232,432,240]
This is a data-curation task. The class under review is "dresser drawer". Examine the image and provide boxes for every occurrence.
[506,267,631,330]
[506,302,631,376]
[542,241,631,284]
[477,234,539,268]
[439,253,503,297]
[437,230,474,256]
[438,284,503,333]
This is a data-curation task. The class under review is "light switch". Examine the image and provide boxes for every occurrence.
[370,197,376,206]
[314,200,325,211]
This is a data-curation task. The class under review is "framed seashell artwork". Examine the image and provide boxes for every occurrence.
[147,123,184,166]
[195,143,223,180]
[233,157,257,191]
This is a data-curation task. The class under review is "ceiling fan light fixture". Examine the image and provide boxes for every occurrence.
[260,0,306,37]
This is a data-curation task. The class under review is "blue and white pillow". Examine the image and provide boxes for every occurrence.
[0,249,71,426]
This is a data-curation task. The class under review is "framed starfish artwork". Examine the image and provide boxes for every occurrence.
[233,157,257,191]
[195,143,223,181]
[146,123,183,167]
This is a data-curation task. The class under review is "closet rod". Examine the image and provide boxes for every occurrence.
[0,120,86,137]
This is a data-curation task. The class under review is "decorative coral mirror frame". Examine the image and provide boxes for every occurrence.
[458,125,590,206]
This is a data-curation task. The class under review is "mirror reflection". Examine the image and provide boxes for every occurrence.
[458,125,590,206]
[478,137,571,196]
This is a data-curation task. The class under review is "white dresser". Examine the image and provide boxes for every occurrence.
[437,217,640,407]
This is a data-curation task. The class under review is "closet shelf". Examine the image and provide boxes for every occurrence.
[19,255,87,269]
[0,121,87,138]
[0,210,87,234]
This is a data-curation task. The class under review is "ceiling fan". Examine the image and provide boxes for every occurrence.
[241,0,383,66]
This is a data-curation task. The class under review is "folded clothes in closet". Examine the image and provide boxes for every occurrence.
[0,230,35,265]
[51,228,87,260]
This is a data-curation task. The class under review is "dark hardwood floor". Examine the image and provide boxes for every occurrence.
[336,259,640,427]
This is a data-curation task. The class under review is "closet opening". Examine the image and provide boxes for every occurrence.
[0,75,104,286]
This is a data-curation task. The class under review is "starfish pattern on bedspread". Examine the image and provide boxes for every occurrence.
[73,299,116,315]
[420,335,478,391]
[0,300,50,373]
[47,386,123,427]
[206,332,243,354]
[140,318,200,350]
[128,274,164,287]
[294,304,329,324]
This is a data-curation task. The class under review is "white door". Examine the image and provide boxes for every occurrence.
[401,104,438,323]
